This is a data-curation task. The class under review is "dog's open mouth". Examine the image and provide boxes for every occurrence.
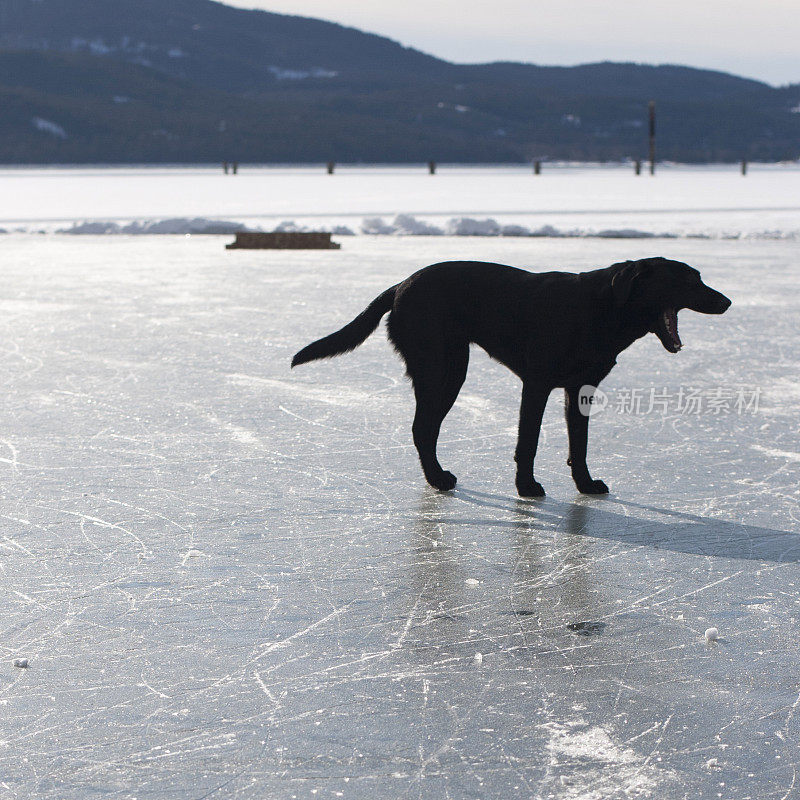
[656,308,682,353]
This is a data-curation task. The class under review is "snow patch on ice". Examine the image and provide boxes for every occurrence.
[33,214,800,241]
[228,427,261,447]
[528,225,564,237]
[272,220,355,235]
[362,215,446,235]
[227,373,382,408]
[201,411,262,448]
[595,228,659,239]
[180,548,209,567]
[454,392,494,420]
[361,217,397,235]
[446,217,502,236]
[542,719,671,798]
[752,445,800,463]
[272,220,305,233]
[121,218,248,235]
[392,214,444,236]
[499,223,533,237]
[55,217,358,237]
[59,218,250,235]
[745,229,800,240]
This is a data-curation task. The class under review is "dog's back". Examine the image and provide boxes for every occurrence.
[388,262,585,377]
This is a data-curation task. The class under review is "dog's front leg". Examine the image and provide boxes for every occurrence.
[515,382,549,497]
[565,386,609,494]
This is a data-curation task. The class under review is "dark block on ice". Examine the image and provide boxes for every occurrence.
[226,232,341,250]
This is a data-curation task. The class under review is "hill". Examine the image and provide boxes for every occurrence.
[0,0,798,163]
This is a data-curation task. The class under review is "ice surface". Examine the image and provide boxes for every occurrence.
[0,226,799,797]
[1,164,799,241]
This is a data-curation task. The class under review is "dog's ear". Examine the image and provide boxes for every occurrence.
[611,260,651,306]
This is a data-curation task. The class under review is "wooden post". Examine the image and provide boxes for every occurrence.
[232,161,239,175]
[327,161,335,175]
[533,160,541,175]
[226,232,341,250]
[634,159,641,175]
[223,161,229,175]
[648,101,656,175]
[741,159,747,176]
[428,160,436,175]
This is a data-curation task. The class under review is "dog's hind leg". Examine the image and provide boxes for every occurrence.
[438,341,470,419]
[408,342,469,491]
[515,382,550,497]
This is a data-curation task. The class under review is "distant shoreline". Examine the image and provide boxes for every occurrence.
[1,161,798,170]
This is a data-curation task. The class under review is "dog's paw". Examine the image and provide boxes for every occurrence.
[429,471,457,491]
[577,479,609,495]
[517,479,545,498]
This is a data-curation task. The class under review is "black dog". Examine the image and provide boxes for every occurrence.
[292,257,730,497]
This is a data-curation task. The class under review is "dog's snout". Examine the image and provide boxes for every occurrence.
[690,286,731,315]
[711,290,732,314]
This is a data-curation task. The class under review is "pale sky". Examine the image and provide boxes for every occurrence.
[221,0,799,86]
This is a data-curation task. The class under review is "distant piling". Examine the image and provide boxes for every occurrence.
[741,159,748,176]
[327,161,335,175]
[232,161,239,175]
[648,101,656,175]
[428,160,436,175]
[634,159,641,175]
[533,160,541,175]
[223,161,229,174]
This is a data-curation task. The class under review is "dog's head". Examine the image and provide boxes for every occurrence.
[610,257,731,353]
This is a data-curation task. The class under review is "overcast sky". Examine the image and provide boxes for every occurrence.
[221,0,798,86]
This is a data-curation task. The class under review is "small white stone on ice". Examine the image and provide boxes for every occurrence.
[13,658,28,668]
[705,627,719,642]
[706,757,720,769]
[465,578,480,586]
[474,652,483,664]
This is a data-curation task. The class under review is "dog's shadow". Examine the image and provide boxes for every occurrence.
[421,487,800,564]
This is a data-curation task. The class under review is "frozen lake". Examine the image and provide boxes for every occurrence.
[0,172,799,798]
[1,163,799,240]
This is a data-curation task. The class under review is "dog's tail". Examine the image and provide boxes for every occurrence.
[291,284,398,368]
